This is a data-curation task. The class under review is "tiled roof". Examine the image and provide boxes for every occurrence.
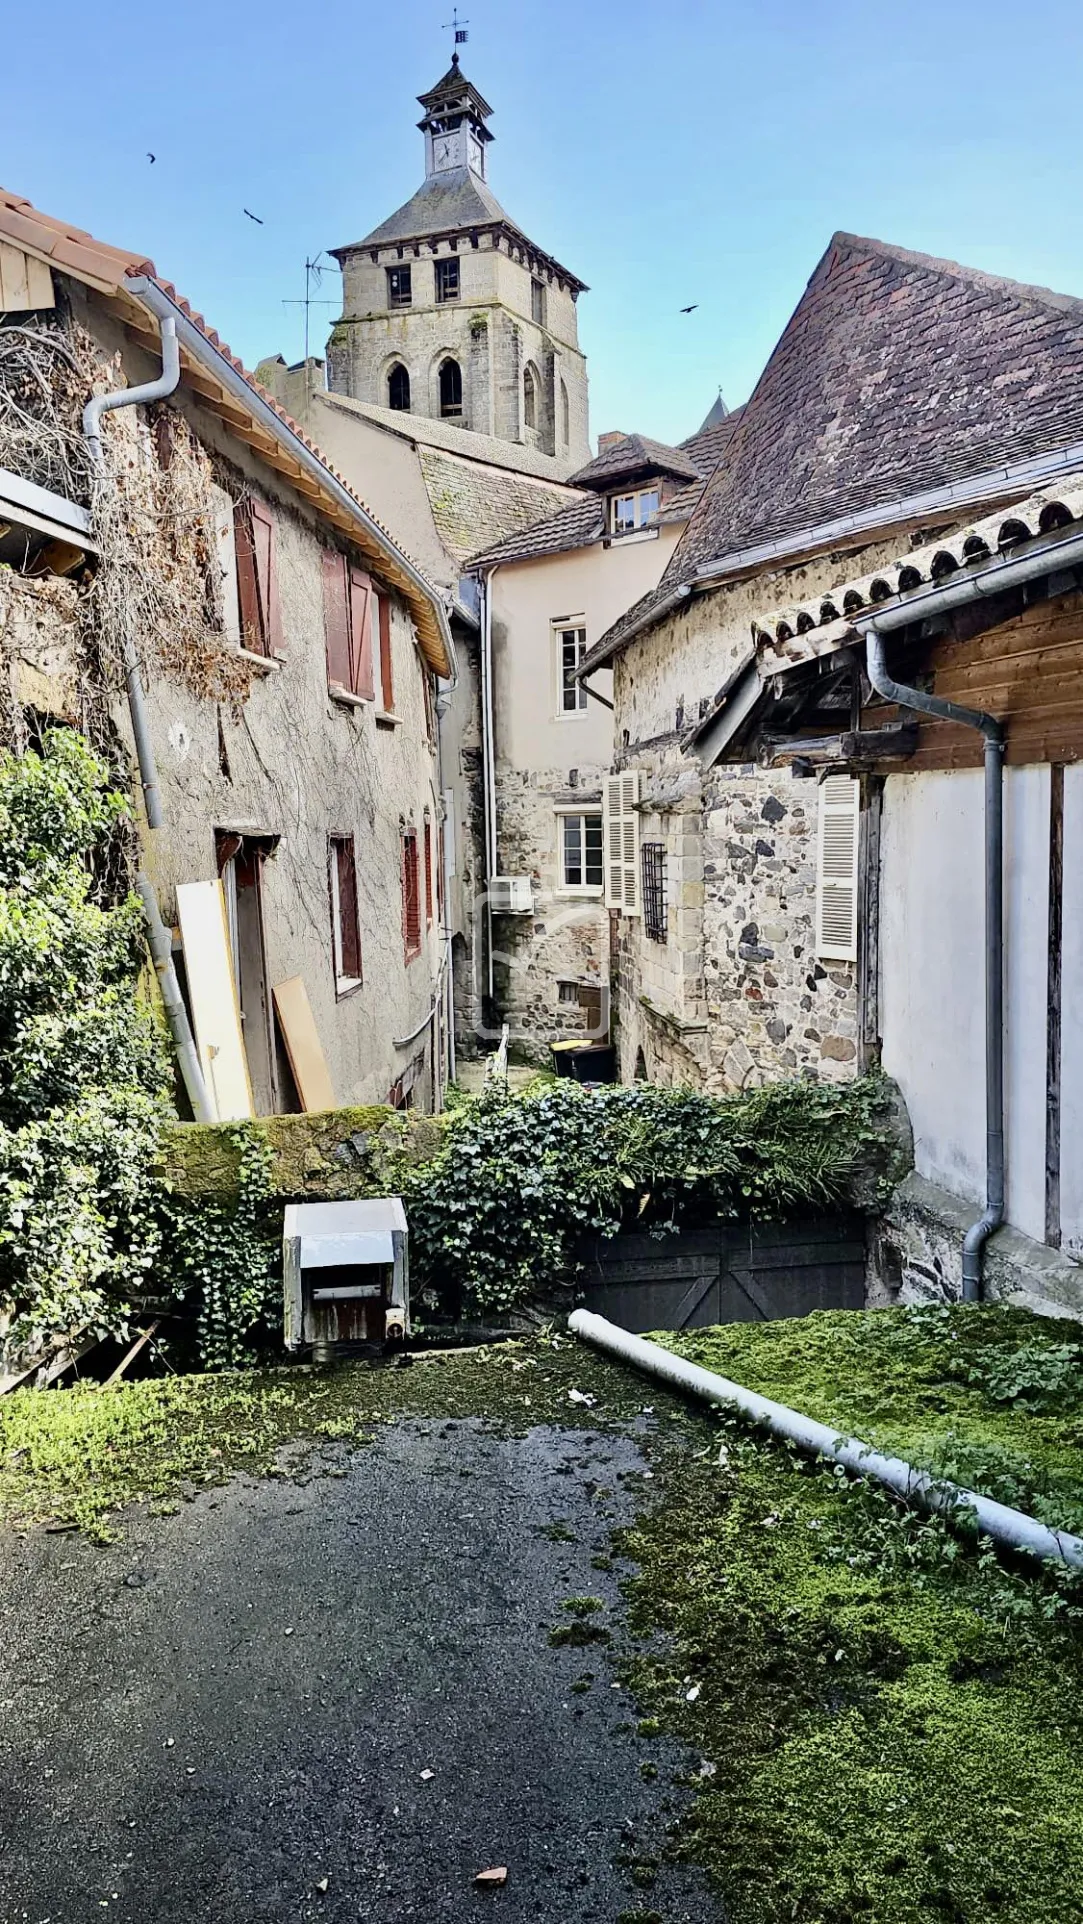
[753,477,1083,672]
[319,389,581,482]
[343,169,513,252]
[417,447,585,565]
[466,494,602,569]
[680,404,744,474]
[584,232,1083,673]
[673,232,1083,583]
[568,433,701,490]
[0,187,452,674]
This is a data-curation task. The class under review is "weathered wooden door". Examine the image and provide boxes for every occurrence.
[576,1216,867,1333]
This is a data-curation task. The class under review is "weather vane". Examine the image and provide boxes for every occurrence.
[443,7,469,55]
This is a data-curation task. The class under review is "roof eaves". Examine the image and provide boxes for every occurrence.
[689,437,1083,598]
[753,478,1083,676]
[576,580,693,677]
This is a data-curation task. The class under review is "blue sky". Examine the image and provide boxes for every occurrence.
[6,0,1083,448]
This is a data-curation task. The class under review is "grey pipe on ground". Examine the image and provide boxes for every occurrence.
[864,624,1004,1301]
[569,1310,1083,1571]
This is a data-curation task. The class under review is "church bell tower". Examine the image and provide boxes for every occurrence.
[327,57,591,476]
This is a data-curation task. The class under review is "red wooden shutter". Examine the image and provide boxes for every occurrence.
[336,839,362,980]
[424,819,433,925]
[322,550,351,690]
[234,501,261,650]
[348,566,375,700]
[378,593,394,712]
[249,497,280,656]
[402,833,420,958]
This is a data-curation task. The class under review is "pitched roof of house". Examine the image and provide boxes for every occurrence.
[318,388,581,483]
[417,446,584,565]
[677,233,1083,578]
[680,404,745,474]
[581,232,1083,674]
[466,495,603,569]
[0,186,453,674]
[568,433,701,490]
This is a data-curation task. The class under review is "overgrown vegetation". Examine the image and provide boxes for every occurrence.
[0,732,170,1367]
[406,1075,905,1317]
[4,1309,1083,1918]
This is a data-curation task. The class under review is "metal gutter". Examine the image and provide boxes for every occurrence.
[850,522,1083,639]
[692,440,1083,591]
[576,580,692,676]
[570,1312,1083,1570]
[0,465,93,540]
[124,275,457,683]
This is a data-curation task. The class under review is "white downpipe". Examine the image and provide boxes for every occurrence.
[569,1311,1083,1571]
[479,567,499,1003]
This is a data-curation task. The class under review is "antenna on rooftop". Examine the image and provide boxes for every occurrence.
[442,7,469,57]
[281,252,337,364]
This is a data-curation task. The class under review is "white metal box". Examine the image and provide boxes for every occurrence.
[489,874,534,913]
[283,1197,409,1356]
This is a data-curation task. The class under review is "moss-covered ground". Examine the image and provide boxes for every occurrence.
[4,1306,1083,1921]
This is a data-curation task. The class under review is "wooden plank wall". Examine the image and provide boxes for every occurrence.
[862,590,1083,770]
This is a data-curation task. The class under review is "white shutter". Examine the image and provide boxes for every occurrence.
[604,770,641,915]
[815,774,860,961]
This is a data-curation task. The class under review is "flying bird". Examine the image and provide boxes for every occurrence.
[147,153,156,164]
[243,208,264,225]
[679,304,698,314]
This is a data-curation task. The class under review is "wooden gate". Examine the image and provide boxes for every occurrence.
[576,1215,867,1333]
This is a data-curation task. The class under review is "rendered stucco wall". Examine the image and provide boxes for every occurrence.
[879,766,1063,1248]
[486,529,681,1056]
[11,296,446,1116]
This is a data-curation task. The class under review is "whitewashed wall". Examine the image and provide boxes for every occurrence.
[1060,765,1083,1252]
[880,765,1079,1250]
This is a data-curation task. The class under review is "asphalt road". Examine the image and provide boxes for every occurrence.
[0,1415,721,1923]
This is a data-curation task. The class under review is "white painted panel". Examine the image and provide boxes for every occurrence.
[881,766,1052,1243]
[1002,766,1050,1243]
[880,771,986,1204]
[177,880,254,1122]
[1061,766,1083,1252]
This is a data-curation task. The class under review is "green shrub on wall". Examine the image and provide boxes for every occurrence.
[406,1077,905,1320]
[0,732,170,1365]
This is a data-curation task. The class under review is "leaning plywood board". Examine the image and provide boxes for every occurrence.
[176,879,254,1122]
[273,976,336,1113]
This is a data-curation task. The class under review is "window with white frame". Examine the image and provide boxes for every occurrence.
[555,621,588,713]
[610,488,661,535]
[559,811,604,893]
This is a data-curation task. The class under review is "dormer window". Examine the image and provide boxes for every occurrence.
[387,266,412,309]
[435,257,460,303]
[611,488,661,534]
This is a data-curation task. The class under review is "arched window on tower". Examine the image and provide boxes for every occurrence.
[523,363,537,430]
[560,379,570,447]
[388,363,411,412]
[438,358,463,419]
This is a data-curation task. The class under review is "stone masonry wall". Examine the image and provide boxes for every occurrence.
[701,765,858,1089]
[493,761,610,1059]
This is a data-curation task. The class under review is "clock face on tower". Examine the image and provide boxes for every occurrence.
[433,132,458,171]
[467,132,483,176]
